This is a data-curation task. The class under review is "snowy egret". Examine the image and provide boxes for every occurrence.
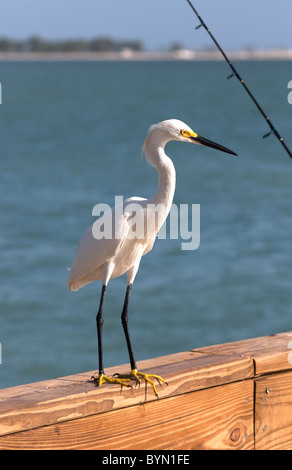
[67,119,237,397]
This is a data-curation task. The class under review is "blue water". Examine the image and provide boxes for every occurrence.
[1,60,292,389]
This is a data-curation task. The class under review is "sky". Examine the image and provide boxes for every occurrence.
[1,0,292,51]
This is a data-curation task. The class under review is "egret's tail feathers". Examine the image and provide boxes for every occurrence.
[67,280,80,292]
[67,277,90,291]
[67,271,97,291]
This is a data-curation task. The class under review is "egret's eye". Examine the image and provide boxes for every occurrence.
[180,129,190,138]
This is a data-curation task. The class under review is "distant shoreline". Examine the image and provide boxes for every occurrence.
[0,49,292,61]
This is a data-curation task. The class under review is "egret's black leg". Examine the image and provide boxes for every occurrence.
[116,282,168,398]
[121,283,137,371]
[96,284,106,376]
[93,284,132,388]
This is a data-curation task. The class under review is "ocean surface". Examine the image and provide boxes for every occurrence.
[1,60,291,389]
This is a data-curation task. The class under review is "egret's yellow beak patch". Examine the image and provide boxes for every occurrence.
[180,129,198,139]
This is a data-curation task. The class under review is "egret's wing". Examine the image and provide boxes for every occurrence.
[67,204,131,291]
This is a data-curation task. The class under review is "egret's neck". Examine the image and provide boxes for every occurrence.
[147,146,176,212]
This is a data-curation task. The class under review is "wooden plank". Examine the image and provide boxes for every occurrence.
[255,371,292,450]
[0,380,254,450]
[5,332,292,450]
[0,351,226,402]
[195,331,292,375]
[0,351,253,438]
[0,352,193,401]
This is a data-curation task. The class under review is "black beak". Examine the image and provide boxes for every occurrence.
[191,134,238,156]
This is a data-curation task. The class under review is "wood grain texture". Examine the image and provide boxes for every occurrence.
[195,331,292,375]
[0,380,254,450]
[255,372,292,450]
[1,332,292,450]
[0,351,253,438]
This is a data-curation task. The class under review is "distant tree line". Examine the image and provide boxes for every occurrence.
[0,36,144,53]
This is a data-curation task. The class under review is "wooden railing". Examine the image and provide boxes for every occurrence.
[1,331,292,450]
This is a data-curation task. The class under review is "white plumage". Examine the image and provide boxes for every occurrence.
[67,119,237,397]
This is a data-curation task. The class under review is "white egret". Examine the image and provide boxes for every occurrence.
[67,119,237,397]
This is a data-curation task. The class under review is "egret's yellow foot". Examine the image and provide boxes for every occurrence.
[115,369,168,398]
[92,373,133,389]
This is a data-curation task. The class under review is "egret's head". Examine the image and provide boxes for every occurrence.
[145,119,237,156]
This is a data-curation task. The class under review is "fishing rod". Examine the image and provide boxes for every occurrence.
[185,0,292,160]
